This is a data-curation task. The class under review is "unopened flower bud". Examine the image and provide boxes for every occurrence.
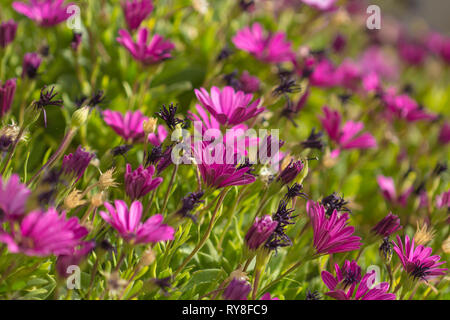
[71,106,90,128]
[223,278,251,300]
[245,215,277,251]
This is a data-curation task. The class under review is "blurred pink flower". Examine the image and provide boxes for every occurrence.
[117,28,175,65]
[13,0,73,27]
[0,19,18,48]
[0,174,31,221]
[148,125,168,146]
[232,23,294,63]
[100,200,174,245]
[435,190,450,210]
[320,106,377,158]
[121,0,154,31]
[194,86,265,127]
[301,0,337,11]
[376,175,413,207]
[438,122,450,144]
[0,208,88,256]
[0,79,17,117]
[383,88,437,122]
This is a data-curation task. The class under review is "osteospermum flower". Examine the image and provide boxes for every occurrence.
[0,19,18,48]
[392,235,447,281]
[438,122,450,145]
[124,163,163,200]
[148,125,168,147]
[223,278,251,300]
[0,207,88,256]
[321,260,396,300]
[435,190,449,210]
[232,23,294,64]
[306,200,362,255]
[100,200,174,245]
[245,215,278,251]
[376,175,413,207]
[194,86,265,127]
[301,0,337,11]
[320,106,377,158]
[61,146,95,182]
[13,0,73,27]
[117,28,175,65]
[194,142,256,189]
[121,0,154,31]
[0,174,31,221]
[21,52,41,79]
[103,110,148,142]
[371,212,402,238]
[0,79,17,117]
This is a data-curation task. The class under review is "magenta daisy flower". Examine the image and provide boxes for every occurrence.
[61,146,95,182]
[100,200,174,245]
[245,215,278,251]
[148,125,168,147]
[321,260,396,300]
[103,109,147,143]
[0,19,18,48]
[121,0,154,31]
[392,235,447,281]
[232,23,294,64]
[376,175,413,207]
[302,0,337,11]
[320,106,377,158]
[0,174,31,221]
[194,86,265,127]
[0,78,17,117]
[306,200,362,255]
[439,122,450,144]
[0,208,88,256]
[13,0,73,27]
[194,142,256,189]
[124,163,163,200]
[371,212,402,238]
[223,278,251,300]
[117,28,175,65]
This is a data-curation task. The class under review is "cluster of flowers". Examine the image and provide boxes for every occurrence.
[0,0,447,300]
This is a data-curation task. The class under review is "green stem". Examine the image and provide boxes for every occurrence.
[161,165,178,214]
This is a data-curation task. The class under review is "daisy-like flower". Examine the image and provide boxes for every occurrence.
[13,0,73,27]
[61,146,95,182]
[121,0,154,31]
[148,125,168,147]
[194,86,265,127]
[321,260,396,300]
[103,110,148,143]
[245,215,278,251]
[306,200,362,255]
[100,200,174,245]
[194,142,256,189]
[0,174,31,221]
[21,52,41,79]
[0,79,17,117]
[320,106,377,158]
[376,175,413,207]
[0,19,18,48]
[232,23,294,64]
[124,163,163,200]
[0,207,88,256]
[435,190,449,210]
[117,28,175,65]
[392,235,447,282]
[371,212,402,238]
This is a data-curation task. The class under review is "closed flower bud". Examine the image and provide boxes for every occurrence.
[223,278,251,300]
[143,117,157,134]
[278,159,304,185]
[245,215,277,251]
[371,212,402,238]
[71,106,90,128]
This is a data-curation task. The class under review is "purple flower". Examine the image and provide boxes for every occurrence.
[278,160,304,185]
[260,292,279,300]
[62,146,95,182]
[103,109,148,143]
[148,125,168,147]
[398,39,427,66]
[21,52,41,79]
[223,278,251,300]
[124,163,163,200]
[382,88,438,122]
[306,200,362,255]
[438,122,450,145]
[232,23,294,64]
[0,79,16,117]
[320,106,377,158]
[0,174,31,221]
[358,46,398,80]
[333,59,361,90]
[435,190,450,210]
[332,33,346,53]
[377,175,413,207]
[55,241,95,278]
[194,86,265,127]
[13,0,73,27]
[71,32,82,51]
[0,207,88,256]
[308,58,337,88]
[321,260,396,300]
[239,71,260,94]
[362,72,381,93]
[245,215,277,250]
[100,200,174,245]
[371,212,402,237]
[393,235,447,281]
[194,142,256,189]
[121,0,154,31]
[117,28,175,65]
[0,19,18,48]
